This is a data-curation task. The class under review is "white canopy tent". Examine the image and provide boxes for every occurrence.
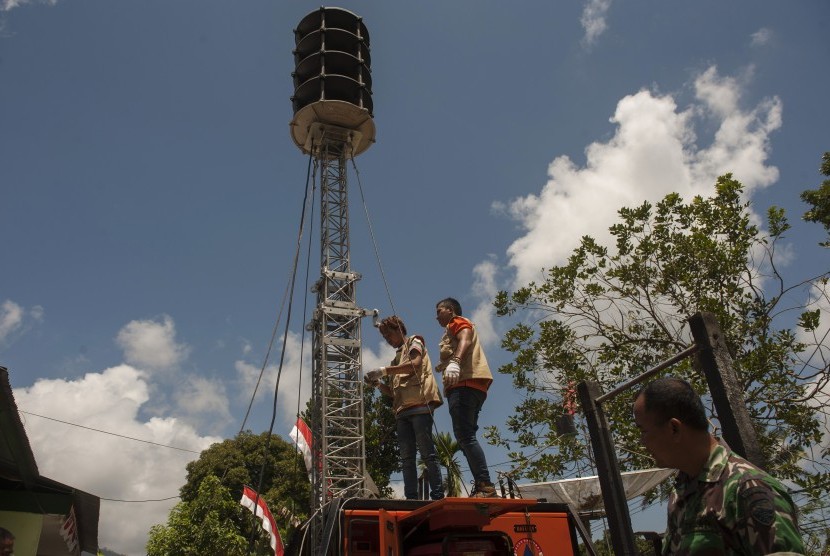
[516,468,675,513]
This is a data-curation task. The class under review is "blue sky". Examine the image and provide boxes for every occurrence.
[1,1,828,553]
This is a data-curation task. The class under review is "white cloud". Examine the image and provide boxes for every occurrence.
[1,0,57,10]
[242,339,253,355]
[501,65,781,288]
[14,365,221,555]
[690,66,781,190]
[173,375,233,433]
[116,315,190,372]
[9,315,239,554]
[0,300,24,341]
[470,65,782,353]
[111,314,234,435]
[468,258,500,348]
[234,330,398,432]
[0,299,44,346]
[235,331,313,426]
[750,27,773,47]
[30,304,44,320]
[581,0,612,47]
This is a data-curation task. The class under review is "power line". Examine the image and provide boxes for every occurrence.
[19,410,202,454]
[100,495,181,503]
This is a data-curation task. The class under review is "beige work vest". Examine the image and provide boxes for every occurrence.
[390,335,443,414]
[437,317,493,386]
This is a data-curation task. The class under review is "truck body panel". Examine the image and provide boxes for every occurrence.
[327,497,585,556]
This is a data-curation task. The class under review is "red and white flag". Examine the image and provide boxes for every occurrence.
[240,485,284,556]
[289,417,313,475]
[60,505,79,553]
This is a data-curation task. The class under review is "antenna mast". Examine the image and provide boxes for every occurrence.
[290,6,376,553]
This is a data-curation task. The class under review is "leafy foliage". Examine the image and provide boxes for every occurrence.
[180,430,310,518]
[363,381,400,497]
[147,475,256,556]
[147,431,310,555]
[801,151,830,247]
[491,175,829,498]
[432,431,462,497]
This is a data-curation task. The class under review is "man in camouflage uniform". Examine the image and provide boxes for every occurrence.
[633,377,804,555]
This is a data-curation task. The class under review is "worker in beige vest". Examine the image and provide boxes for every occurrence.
[365,315,444,500]
[435,297,497,498]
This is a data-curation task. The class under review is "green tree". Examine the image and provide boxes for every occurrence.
[147,430,310,555]
[492,176,829,496]
[801,151,830,246]
[146,475,251,555]
[433,431,462,497]
[363,381,400,497]
[180,430,310,520]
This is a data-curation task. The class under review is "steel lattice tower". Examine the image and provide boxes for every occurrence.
[289,7,376,554]
[311,133,367,502]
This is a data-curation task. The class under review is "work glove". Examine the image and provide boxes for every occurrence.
[443,361,460,388]
[364,367,385,386]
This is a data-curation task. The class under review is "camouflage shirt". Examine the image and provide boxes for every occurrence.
[663,440,804,556]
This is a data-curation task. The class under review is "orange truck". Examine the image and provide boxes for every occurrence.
[330,497,596,556]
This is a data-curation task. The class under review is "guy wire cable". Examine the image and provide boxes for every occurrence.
[350,155,397,315]
[245,145,316,554]
[351,154,442,486]
[292,141,317,483]
[250,147,315,540]
[351,155,476,492]
[238,272,292,434]
[239,147,316,435]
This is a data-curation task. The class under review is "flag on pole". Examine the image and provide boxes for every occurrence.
[289,417,313,476]
[240,485,284,556]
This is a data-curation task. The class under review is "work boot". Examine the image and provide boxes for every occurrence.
[470,481,498,498]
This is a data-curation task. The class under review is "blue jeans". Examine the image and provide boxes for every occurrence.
[397,412,443,500]
[447,387,491,485]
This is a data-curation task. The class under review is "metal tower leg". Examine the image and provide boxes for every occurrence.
[309,131,369,554]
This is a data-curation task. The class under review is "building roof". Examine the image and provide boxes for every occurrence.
[0,366,100,554]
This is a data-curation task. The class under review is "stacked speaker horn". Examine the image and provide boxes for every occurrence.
[290,7,375,156]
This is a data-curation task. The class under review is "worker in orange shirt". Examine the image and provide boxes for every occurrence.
[435,297,497,498]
